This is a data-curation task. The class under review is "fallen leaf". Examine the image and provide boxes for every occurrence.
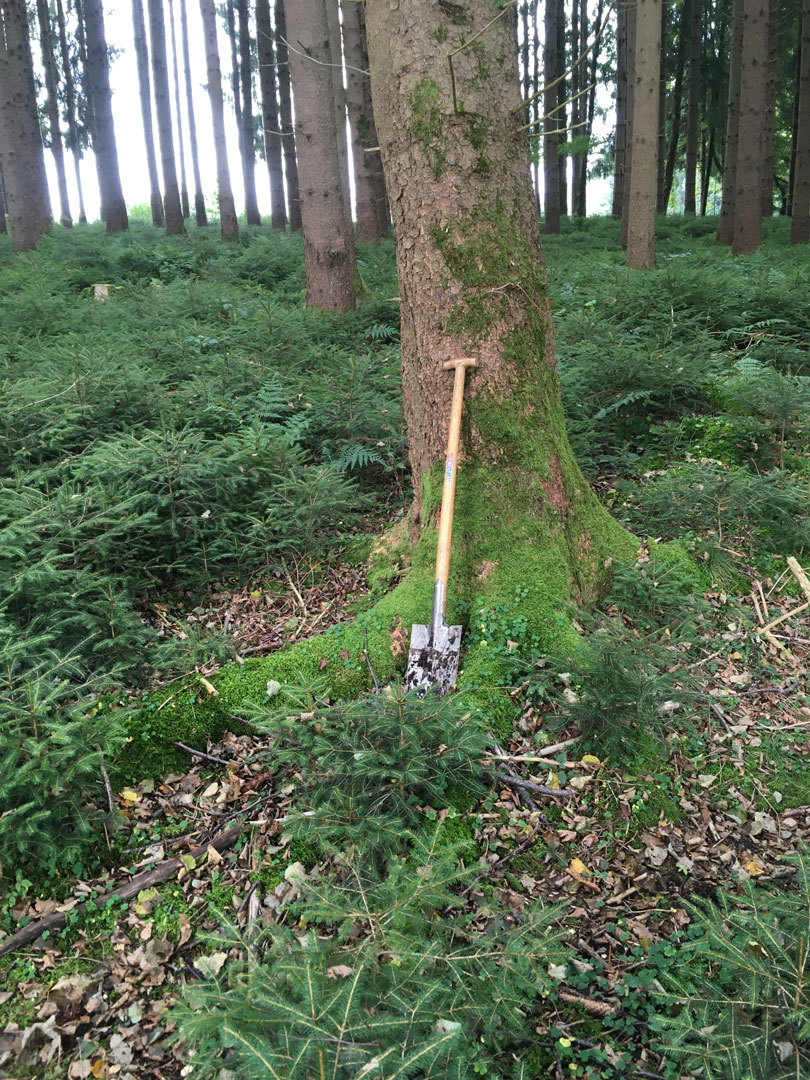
[120,789,139,805]
[194,951,228,978]
[325,965,353,980]
[569,858,589,876]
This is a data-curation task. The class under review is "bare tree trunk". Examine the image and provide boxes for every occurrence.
[362,0,635,646]
[620,0,637,247]
[717,0,744,243]
[36,0,72,226]
[701,124,714,213]
[0,0,52,250]
[684,0,702,212]
[663,0,687,209]
[325,0,352,222]
[199,0,238,237]
[180,0,206,225]
[84,0,128,230]
[732,0,768,254]
[581,0,605,217]
[533,0,541,210]
[148,0,184,234]
[356,4,389,236]
[275,0,301,231]
[791,0,810,241]
[656,0,668,213]
[557,0,568,215]
[613,0,628,217]
[627,0,661,268]
[544,0,561,232]
[167,0,190,218]
[287,0,356,311]
[236,0,260,224]
[760,0,779,217]
[342,0,381,242]
[256,0,285,228]
[789,6,802,215]
[55,0,87,223]
[132,0,164,226]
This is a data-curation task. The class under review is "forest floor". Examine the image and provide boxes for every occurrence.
[1,215,809,1078]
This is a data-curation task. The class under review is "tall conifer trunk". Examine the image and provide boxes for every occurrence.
[342,0,382,242]
[620,0,637,247]
[0,0,52,250]
[167,0,190,219]
[684,0,702,213]
[132,0,164,226]
[544,0,561,233]
[627,0,661,268]
[199,0,238,237]
[613,0,628,217]
[275,0,301,231]
[84,0,128,231]
[36,0,72,227]
[732,0,768,254]
[655,0,668,213]
[791,0,810,242]
[325,0,352,222]
[361,0,636,661]
[760,0,779,217]
[256,0,286,228]
[287,0,356,311]
[557,0,569,214]
[789,7,802,215]
[663,0,687,210]
[236,0,260,224]
[717,0,744,243]
[180,0,206,225]
[55,0,87,224]
[0,163,7,233]
[148,0,184,234]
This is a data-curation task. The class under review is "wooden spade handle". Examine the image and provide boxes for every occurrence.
[432,358,476,627]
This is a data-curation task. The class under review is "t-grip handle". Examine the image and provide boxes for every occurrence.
[431,358,477,638]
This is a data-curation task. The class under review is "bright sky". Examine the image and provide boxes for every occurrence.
[42,3,613,223]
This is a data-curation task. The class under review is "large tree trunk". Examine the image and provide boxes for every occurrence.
[620,0,637,247]
[84,0,128,231]
[36,0,72,227]
[760,0,779,217]
[342,0,383,242]
[287,0,356,311]
[132,0,164,226]
[613,0,628,217]
[717,0,744,243]
[256,0,285,229]
[789,6,802,215]
[361,0,635,662]
[148,0,184,234]
[236,0,260,224]
[684,0,702,213]
[0,0,52,250]
[199,0,238,238]
[627,0,661,268]
[180,0,206,226]
[544,0,562,233]
[55,0,87,224]
[791,0,810,242]
[275,0,301,231]
[732,0,768,254]
[325,0,352,223]
[167,0,190,219]
[655,0,668,214]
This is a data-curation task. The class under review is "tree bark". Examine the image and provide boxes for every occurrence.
[199,0,238,237]
[180,0,206,225]
[0,0,52,250]
[789,5,802,215]
[342,0,382,242]
[83,0,128,230]
[557,0,568,215]
[613,0,628,217]
[287,0,356,311]
[325,0,352,223]
[791,0,810,242]
[361,0,636,663]
[36,0,72,226]
[532,0,541,210]
[167,0,190,218]
[256,0,286,228]
[684,0,702,212]
[627,0,661,268]
[544,0,561,232]
[655,0,668,213]
[55,0,87,224]
[760,0,779,217]
[275,0,301,231]
[717,0,744,243]
[132,0,164,226]
[620,0,637,247]
[732,0,768,254]
[236,0,260,224]
[148,0,185,234]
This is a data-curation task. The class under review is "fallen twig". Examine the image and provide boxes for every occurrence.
[0,824,245,959]
[495,817,546,868]
[495,773,575,798]
[787,556,810,602]
[173,740,233,767]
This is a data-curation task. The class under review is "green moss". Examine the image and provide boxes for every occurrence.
[409,77,445,178]
[436,813,478,863]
